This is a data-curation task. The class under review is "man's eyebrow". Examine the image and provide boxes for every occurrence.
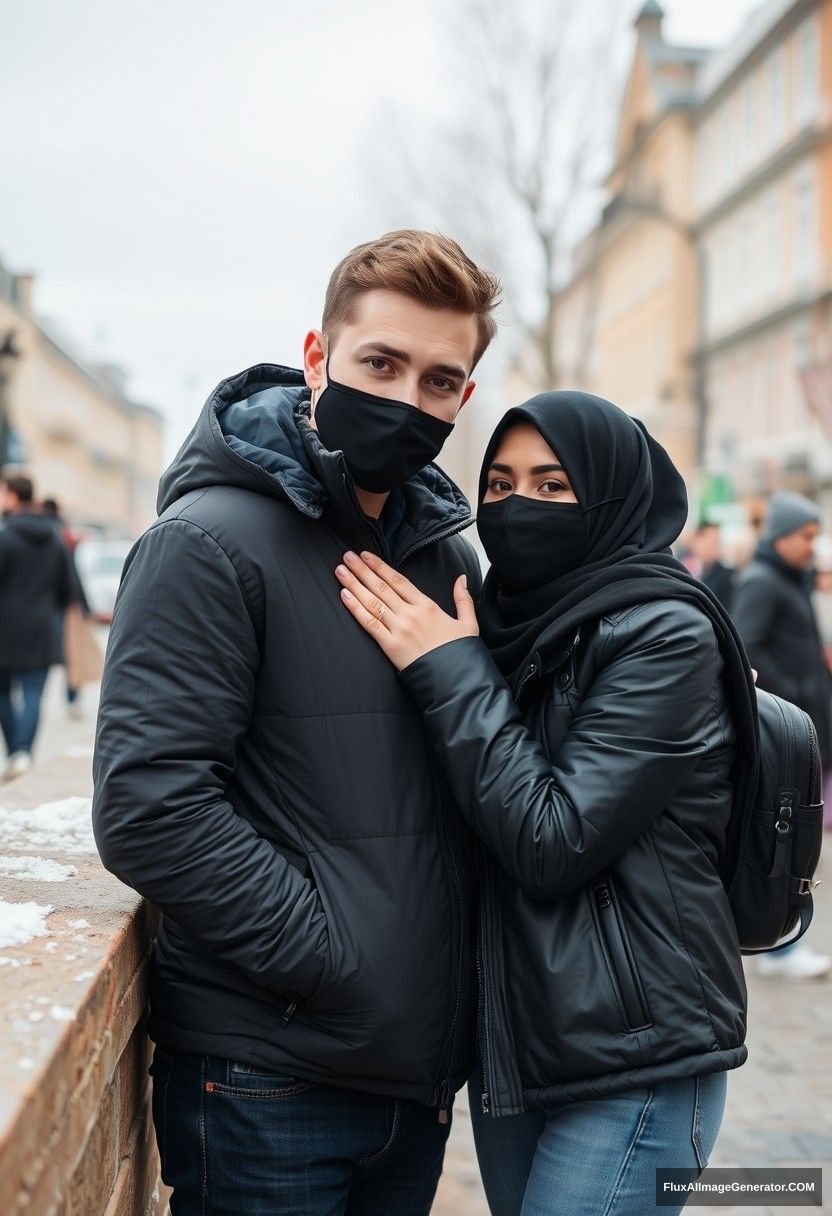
[355,342,467,381]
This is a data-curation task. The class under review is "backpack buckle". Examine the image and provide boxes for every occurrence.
[797,877,821,896]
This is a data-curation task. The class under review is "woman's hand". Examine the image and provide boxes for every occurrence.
[335,550,478,671]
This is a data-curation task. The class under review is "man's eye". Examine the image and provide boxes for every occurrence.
[367,357,390,371]
[428,376,454,392]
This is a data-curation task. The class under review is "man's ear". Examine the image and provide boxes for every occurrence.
[303,330,327,399]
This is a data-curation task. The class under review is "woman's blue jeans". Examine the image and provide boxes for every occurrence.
[469,1070,727,1216]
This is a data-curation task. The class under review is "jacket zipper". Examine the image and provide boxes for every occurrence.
[398,516,474,565]
[593,878,651,1032]
[431,781,466,1122]
[476,867,498,1115]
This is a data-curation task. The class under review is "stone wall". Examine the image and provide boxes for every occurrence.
[0,753,170,1215]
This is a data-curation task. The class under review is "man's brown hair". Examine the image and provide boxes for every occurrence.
[4,475,33,503]
[322,230,501,368]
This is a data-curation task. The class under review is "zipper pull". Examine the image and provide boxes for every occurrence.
[281,1001,297,1026]
[437,1080,451,1123]
[595,882,611,909]
[438,1107,450,1124]
[481,1091,491,1115]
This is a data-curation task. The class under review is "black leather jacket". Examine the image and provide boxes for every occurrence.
[400,598,747,1114]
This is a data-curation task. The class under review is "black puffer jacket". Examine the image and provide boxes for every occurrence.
[733,543,832,765]
[0,512,73,669]
[400,598,747,1114]
[93,364,481,1109]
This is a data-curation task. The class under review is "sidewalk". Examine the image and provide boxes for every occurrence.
[27,681,832,1215]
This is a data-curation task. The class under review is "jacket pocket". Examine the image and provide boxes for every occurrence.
[591,876,653,1032]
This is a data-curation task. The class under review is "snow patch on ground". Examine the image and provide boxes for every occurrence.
[0,856,77,882]
[0,798,96,856]
[0,900,53,949]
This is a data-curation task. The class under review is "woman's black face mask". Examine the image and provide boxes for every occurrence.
[314,360,455,493]
[477,496,588,590]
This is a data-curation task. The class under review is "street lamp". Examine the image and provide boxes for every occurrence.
[0,331,21,473]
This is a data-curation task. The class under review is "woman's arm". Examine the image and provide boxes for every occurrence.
[334,552,721,901]
[399,602,720,900]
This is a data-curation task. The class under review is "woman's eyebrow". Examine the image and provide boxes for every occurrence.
[489,463,513,473]
[530,464,566,475]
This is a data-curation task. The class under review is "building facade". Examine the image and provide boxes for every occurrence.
[522,1,707,487]
[0,261,163,536]
[696,0,832,522]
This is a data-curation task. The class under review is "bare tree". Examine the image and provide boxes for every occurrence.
[369,0,625,392]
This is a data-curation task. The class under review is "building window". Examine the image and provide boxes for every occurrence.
[742,79,756,170]
[765,191,783,297]
[769,47,786,149]
[796,16,819,124]
[794,170,816,286]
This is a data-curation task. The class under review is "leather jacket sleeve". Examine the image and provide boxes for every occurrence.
[92,518,329,1000]
[399,602,720,900]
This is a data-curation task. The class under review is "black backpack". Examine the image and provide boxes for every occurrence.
[728,688,825,954]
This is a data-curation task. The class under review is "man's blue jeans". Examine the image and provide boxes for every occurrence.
[0,668,49,756]
[469,1070,727,1216]
[148,1047,452,1215]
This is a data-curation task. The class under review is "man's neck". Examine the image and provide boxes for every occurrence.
[354,485,390,520]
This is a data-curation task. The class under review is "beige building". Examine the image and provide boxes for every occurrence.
[695,0,832,520]
[512,1,706,488]
[0,260,163,535]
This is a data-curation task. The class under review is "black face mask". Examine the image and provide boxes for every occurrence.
[477,496,588,591]
[314,363,455,493]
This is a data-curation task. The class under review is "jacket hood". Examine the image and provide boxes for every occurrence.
[3,511,60,546]
[157,364,473,540]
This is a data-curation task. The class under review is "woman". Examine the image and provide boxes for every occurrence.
[334,391,758,1216]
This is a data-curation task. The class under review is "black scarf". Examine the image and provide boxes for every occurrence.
[476,391,759,883]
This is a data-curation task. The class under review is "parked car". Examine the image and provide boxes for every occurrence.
[73,538,132,624]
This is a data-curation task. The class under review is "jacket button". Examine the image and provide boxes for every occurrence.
[528,663,537,675]
[558,671,571,690]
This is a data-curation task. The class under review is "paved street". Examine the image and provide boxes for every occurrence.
[23,674,832,1216]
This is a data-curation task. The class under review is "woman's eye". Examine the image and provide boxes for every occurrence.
[489,479,512,493]
[541,481,567,494]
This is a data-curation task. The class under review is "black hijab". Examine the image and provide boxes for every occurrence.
[476,391,759,882]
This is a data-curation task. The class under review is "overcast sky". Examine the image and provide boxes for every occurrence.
[1,0,762,455]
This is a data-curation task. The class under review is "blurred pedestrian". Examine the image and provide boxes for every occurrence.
[41,497,96,717]
[733,491,831,979]
[690,520,735,612]
[0,475,74,780]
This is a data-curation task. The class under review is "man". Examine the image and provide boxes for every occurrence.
[733,491,831,980]
[0,475,73,780]
[689,520,735,612]
[93,230,500,1214]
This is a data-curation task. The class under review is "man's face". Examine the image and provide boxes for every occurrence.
[693,525,722,567]
[774,522,820,570]
[304,288,479,427]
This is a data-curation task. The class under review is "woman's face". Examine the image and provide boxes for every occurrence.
[483,422,578,504]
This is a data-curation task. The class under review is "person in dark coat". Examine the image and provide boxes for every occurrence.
[41,497,89,717]
[336,391,759,1216]
[733,491,831,980]
[690,521,735,612]
[92,231,501,1216]
[0,475,73,779]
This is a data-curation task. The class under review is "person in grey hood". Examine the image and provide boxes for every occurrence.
[733,491,832,981]
[92,230,501,1215]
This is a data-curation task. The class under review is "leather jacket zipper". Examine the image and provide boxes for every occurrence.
[593,878,652,1032]
[431,789,466,1121]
